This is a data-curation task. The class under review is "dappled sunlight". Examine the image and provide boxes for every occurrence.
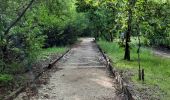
[1,0,169,99]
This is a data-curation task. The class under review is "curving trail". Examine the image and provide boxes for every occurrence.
[152,48,170,58]
[16,38,121,100]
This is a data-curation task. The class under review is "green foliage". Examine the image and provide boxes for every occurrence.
[37,47,68,60]
[0,0,88,73]
[134,0,170,48]
[76,0,170,48]
[37,0,88,47]
[0,74,13,86]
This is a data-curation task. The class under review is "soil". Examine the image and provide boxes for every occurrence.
[15,38,122,100]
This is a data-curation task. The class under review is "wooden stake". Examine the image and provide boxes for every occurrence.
[142,69,144,81]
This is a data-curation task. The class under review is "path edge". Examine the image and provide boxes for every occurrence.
[4,49,71,100]
[94,40,136,100]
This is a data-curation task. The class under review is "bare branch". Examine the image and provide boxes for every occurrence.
[4,0,35,35]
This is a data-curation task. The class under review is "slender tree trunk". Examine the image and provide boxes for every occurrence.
[137,23,141,80]
[95,30,100,41]
[109,32,113,42]
[1,0,35,71]
[124,5,132,60]
[1,46,7,71]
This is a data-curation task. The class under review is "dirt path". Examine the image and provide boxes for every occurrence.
[151,48,170,58]
[15,38,121,100]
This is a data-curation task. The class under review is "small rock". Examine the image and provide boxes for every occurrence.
[43,94,49,99]
[47,87,52,90]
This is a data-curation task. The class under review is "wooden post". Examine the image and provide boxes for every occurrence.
[48,64,52,69]
[142,69,144,81]
[138,69,141,80]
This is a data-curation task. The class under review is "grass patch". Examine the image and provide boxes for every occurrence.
[37,47,68,60]
[98,40,170,100]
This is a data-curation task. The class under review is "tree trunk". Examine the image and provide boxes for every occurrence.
[137,24,141,80]
[124,6,132,60]
[124,39,130,60]
[109,32,113,42]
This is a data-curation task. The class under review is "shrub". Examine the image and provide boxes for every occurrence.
[0,74,13,86]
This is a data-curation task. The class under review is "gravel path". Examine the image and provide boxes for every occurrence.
[15,38,121,100]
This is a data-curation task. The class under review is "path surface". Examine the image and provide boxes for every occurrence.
[16,38,120,100]
[152,48,170,58]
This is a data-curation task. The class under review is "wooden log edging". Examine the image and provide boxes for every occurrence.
[4,49,70,100]
[95,42,135,100]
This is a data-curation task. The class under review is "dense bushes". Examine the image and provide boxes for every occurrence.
[0,0,88,77]
[44,25,78,47]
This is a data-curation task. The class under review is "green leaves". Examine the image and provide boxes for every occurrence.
[0,74,13,86]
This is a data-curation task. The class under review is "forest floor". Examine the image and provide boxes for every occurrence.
[15,38,122,100]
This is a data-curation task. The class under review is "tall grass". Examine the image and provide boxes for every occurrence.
[37,47,68,60]
[98,40,170,99]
